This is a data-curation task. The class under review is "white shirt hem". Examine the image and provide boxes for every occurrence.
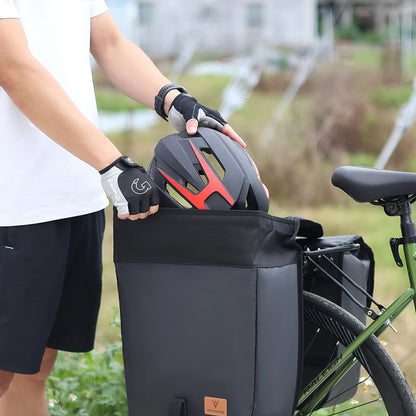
[0,197,109,226]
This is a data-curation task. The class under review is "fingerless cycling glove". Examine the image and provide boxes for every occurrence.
[100,156,159,216]
[167,93,227,133]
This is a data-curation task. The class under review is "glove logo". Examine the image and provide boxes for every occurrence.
[131,178,152,195]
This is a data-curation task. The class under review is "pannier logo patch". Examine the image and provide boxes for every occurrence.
[204,396,227,416]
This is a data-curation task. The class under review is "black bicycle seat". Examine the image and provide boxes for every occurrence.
[331,166,416,203]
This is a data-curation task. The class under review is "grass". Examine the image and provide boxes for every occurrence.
[95,88,146,113]
[372,84,413,108]
[346,44,383,70]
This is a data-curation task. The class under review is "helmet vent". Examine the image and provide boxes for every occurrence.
[197,170,209,185]
[166,183,192,208]
[201,149,225,180]
[186,182,199,193]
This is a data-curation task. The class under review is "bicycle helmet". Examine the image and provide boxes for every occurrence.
[147,127,269,211]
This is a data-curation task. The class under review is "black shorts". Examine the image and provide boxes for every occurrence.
[0,210,105,374]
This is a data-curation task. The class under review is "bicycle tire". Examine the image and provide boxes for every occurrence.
[297,291,416,415]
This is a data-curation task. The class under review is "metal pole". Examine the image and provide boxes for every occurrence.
[375,78,416,169]
[258,46,320,149]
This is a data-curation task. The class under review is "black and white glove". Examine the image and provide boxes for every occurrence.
[167,93,227,133]
[154,83,226,133]
[154,83,246,147]
[100,156,159,216]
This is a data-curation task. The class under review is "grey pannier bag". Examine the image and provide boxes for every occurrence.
[114,208,303,416]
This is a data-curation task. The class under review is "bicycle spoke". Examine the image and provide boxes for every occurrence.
[323,376,370,407]
[304,328,320,356]
[323,397,383,415]
[302,379,383,416]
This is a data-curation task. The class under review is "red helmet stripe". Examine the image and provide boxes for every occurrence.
[159,140,235,209]
[159,169,208,209]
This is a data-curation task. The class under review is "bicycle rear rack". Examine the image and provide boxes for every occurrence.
[303,244,385,320]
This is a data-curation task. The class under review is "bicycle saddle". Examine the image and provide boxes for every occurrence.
[332,166,416,203]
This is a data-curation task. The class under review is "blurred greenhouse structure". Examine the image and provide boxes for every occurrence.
[105,0,318,58]
[105,1,416,56]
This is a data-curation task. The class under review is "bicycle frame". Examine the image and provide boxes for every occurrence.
[402,243,416,310]
[296,200,416,414]
[297,288,415,413]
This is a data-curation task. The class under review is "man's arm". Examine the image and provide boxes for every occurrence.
[0,18,121,171]
[90,12,179,116]
[90,12,245,145]
[0,18,158,220]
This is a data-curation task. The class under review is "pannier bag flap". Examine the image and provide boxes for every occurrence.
[114,207,300,267]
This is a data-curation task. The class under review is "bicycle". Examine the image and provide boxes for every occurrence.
[295,165,416,415]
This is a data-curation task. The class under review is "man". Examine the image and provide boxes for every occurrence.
[0,1,243,414]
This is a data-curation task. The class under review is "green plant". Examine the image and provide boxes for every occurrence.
[336,24,362,42]
[47,340,127,416]
[372,85,412,108]
[361,30,383,45]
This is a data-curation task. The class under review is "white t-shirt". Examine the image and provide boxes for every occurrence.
[0,0,110,226]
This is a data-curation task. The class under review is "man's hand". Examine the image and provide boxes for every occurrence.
[166,93,246,148]
[100,156,159,220]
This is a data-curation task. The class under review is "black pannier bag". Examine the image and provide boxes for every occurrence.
[114,208,303,416]
[298,235,375,406]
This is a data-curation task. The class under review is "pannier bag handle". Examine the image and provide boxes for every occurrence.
[169,398,187,416]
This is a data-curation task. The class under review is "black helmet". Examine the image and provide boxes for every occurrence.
[147,127,269,211]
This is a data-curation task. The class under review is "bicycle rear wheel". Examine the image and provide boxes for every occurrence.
[297,291,416,415]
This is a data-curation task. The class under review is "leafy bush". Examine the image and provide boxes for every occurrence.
[47,341,128,416]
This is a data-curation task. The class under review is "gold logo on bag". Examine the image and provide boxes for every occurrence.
[204,397,227,416]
